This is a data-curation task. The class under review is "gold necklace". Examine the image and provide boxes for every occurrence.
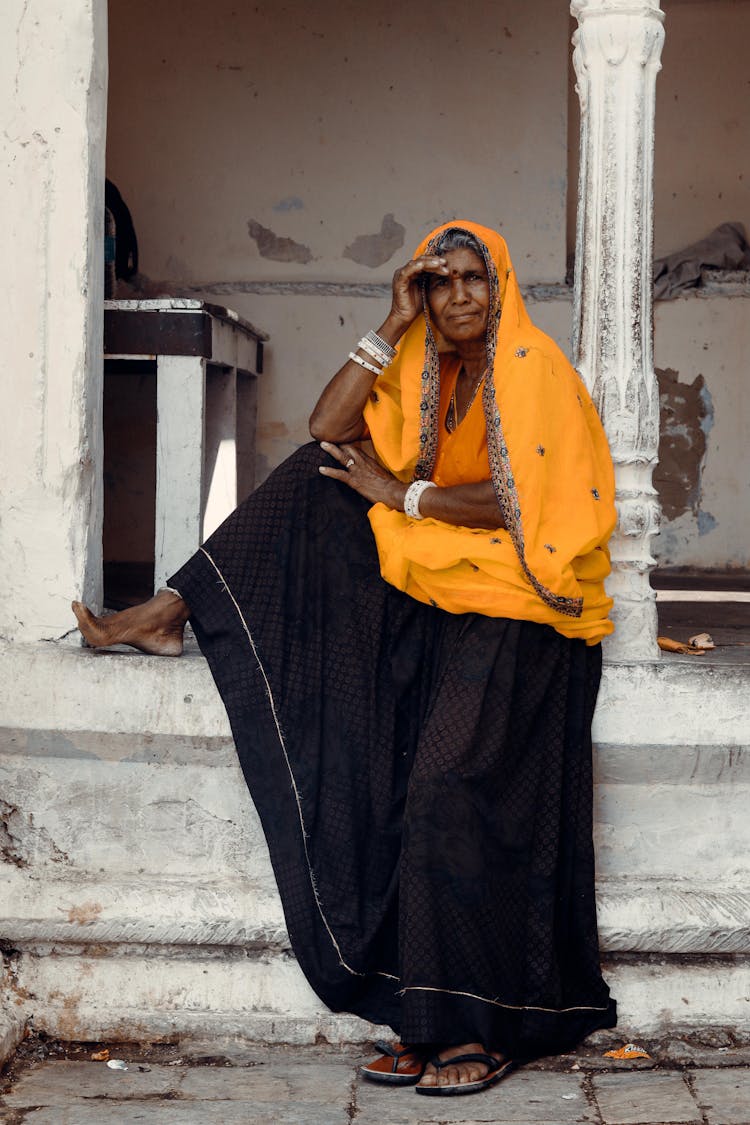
[445,367,486,434]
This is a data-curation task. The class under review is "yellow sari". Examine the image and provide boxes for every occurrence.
[363,221,616,645]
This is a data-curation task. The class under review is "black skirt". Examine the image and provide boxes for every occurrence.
[170,442,616,1059]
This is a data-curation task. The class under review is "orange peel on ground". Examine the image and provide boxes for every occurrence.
[603,1043,651,1060]
[657,636,706,655]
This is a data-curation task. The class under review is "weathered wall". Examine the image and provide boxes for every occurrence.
[568,0,750,262]
[564,0,750,570]
[653,0,750,261]
[107,0,569,286]
[105,0,570,482]
[0,0,108,640]
[106,0,749,570]
[654,296,750,568]
[649,0,750,565]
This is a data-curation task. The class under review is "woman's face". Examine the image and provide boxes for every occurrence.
[425,247,490,344]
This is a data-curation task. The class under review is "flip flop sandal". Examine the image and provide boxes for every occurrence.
[359,1040,428,1086]
[415,1051,516,1096]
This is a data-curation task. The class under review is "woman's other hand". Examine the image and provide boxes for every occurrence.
[318,442,407,510]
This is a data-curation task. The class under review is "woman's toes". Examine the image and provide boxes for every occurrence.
[72,601,105,642]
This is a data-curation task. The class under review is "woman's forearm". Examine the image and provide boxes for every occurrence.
[308,314,409,443]
[318,441,504,531]
[414,480,505,531]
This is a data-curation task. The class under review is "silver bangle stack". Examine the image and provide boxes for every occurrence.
[348,330,397,377]
[403,479,437,520]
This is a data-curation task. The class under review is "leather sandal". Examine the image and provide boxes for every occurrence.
[359,1040,428,1086]
[415,1051,516,1096]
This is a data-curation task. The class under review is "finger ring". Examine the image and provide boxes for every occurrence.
[346,458,355,469]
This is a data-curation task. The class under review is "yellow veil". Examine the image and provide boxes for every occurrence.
[363,220,616,643]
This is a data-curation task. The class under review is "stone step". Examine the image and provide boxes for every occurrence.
[2,641,749,744]
[3,727,748,888]
[2,869,749,955]
[4,938,750,1046]
[2,640,750,1048]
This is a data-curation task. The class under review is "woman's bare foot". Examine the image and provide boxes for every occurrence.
[417,1042,503,1090]
[71,589,190,656]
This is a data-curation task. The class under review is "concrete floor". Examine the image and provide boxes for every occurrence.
[3,1038,750,1124]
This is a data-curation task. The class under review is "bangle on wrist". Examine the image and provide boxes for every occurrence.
[364,330,397,363]
[357,332,395,369]
[403,479,437,520]
[348,351,383,376]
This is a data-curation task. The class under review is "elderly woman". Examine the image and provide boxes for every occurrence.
[73,221,617,1097]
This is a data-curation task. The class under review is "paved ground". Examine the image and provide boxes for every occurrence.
[2,1037,750,1124]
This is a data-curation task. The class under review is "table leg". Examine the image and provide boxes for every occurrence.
[154,355,206,591]
[203,365,238,540]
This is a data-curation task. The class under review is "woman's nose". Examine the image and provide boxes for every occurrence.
[450,279,470,303]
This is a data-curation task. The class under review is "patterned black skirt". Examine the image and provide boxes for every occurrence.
[170,442,616,1059]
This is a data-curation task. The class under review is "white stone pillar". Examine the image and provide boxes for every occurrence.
[0,0,108,643]
[571,0,664,661]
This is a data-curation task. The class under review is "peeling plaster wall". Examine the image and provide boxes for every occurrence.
[653,0,750,261]
[105,0,570,498]
[567,1,750,263]
[106,1,749,570]
[650,0,750,569]
[653,297,750,569]
[107,0,569,287]
[0,0,108,641]
[561,0,750,571]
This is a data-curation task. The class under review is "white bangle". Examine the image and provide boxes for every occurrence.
[358,335,393,368]
[404,479,437,520]
[348,351,383,376]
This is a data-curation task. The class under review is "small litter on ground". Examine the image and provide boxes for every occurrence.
[603,1043,652,1060]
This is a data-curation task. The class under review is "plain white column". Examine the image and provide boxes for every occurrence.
[0,0,108,642]
[571,0,665,661]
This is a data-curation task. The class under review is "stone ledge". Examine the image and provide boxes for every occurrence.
[3,726,749,779]
[600,881,750,955]
[1,642,749,745]
[5,945,750,1044]
[2,871,749,956]
[0,872,287,950]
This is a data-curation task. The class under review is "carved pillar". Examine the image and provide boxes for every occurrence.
[571,0,664,661]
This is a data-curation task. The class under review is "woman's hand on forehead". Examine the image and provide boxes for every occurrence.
[388,255,450,329]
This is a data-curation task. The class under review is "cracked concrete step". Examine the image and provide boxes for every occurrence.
[3,726,749,889]
[2,870,750,954]
[2,642,749,744]
[3,637,750,1049]
[4,939,750,1046]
